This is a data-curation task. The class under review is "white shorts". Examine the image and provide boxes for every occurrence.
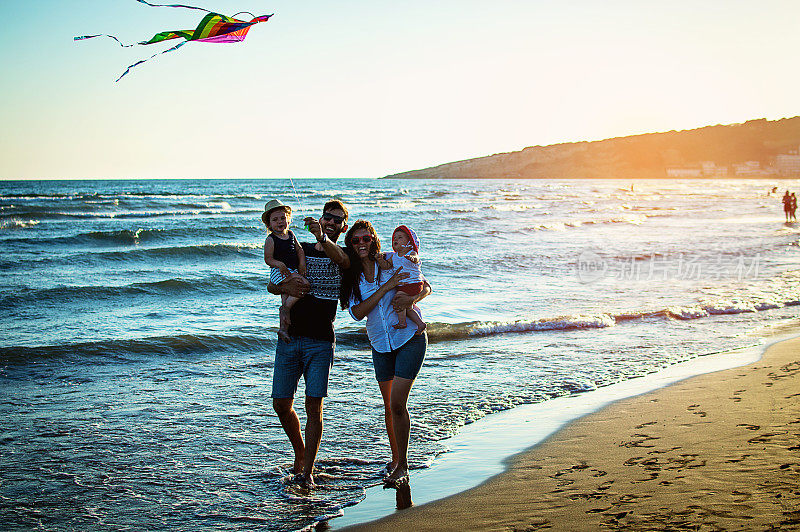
[270,267,298,286]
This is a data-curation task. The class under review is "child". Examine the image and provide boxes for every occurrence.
[379,225,427,334]
[262,199,309,342]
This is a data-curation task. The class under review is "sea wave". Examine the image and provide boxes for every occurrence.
[419,296,800,341]
[524,215,648,231]
[2,226,261,247]
[0,333,276,364]
[3,294,797,363]
[0,219,39,230]
[0,208,258,221]
[1,243,262,269]
[0,274,267,309]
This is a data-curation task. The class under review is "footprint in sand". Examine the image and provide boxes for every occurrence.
[687,404,707,417]
[736,423,760,431]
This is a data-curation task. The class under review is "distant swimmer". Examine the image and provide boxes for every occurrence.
[791,192,798,222]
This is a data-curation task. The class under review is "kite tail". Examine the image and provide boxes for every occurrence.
[74,34,138,47]
[132,0,211,12]
[115,40,186,82]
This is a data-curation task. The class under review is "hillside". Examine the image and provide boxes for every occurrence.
[382,117,800,179]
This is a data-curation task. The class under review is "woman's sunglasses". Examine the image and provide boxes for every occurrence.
[322,212,345,224]
[350,235,373,245]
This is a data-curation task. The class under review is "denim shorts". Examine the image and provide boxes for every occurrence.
[371,333,427,382]
[272,336,334,398]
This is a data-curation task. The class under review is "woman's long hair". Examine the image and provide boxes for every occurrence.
[340,220,381,309]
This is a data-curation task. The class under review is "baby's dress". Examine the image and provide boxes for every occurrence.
[386,251,424,292]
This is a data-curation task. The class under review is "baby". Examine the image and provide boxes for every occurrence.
[262,199,309,342]
[379,225,427,334]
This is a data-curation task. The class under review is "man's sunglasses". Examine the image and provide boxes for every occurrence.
[322,212,346,224]
[350,235,373,245]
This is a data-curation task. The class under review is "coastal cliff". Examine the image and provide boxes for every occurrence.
[382,116,800,179]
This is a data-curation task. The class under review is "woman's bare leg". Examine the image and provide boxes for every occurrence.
[378,380,399,472]
[387,376,414,481]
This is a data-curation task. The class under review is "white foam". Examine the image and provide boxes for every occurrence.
[470,314,615,336]
[666,306,709,319]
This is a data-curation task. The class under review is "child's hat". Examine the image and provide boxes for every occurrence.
[393,225,420,253]
[263,199,291,218]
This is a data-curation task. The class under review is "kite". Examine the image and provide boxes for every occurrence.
[75,0,273,81]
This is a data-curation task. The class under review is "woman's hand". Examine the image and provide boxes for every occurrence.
[376,253,392,270]
[383,268,409,291]
[392,280,431,312]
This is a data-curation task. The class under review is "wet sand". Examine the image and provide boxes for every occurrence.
[345,335,800,530]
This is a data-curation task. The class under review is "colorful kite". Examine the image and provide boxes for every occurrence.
[75,1,273,81]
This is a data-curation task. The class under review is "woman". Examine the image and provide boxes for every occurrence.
[340,220,430,486]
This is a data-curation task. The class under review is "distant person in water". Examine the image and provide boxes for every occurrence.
[791,192,798,222]
[377,225,427,334]
[783,190,793,222]
[263,200,308,342]
[340,220,431,488]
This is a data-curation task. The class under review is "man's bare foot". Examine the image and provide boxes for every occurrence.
[299,473,316,490]
[415,321,427,335]
[293,456,304,475]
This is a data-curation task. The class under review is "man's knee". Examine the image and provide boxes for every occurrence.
[389,399,407,418]
[273,398,294,416]
[305,396,324,419]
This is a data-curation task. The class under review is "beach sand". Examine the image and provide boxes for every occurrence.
[346,336,800,531]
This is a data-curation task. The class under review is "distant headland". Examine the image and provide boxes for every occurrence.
[382,117,800,179]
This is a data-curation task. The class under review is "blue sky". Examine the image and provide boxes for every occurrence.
[2,0,799,179]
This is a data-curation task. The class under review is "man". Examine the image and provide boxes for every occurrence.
[267,200,350,489]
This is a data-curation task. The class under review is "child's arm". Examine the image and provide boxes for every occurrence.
[376,252,393,270]
[264,237,291,278]
[404,250,420,264]
[294,233,307,277]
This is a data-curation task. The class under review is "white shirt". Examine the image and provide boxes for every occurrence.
[348,263,418,353]
[386,251,424,284]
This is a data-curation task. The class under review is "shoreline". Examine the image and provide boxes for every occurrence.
[334,332,800,530]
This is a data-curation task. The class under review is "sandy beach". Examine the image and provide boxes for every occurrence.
[346,335,800,531]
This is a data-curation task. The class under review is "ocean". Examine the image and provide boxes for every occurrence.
[1,178,799,530]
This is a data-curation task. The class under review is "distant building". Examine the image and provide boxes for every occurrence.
[701,161,728,177]
[732,161,767,176]
[776,154,800,175]
[666,166,702,178]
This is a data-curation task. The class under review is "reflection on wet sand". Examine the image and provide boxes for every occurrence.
[394,482,412,510]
